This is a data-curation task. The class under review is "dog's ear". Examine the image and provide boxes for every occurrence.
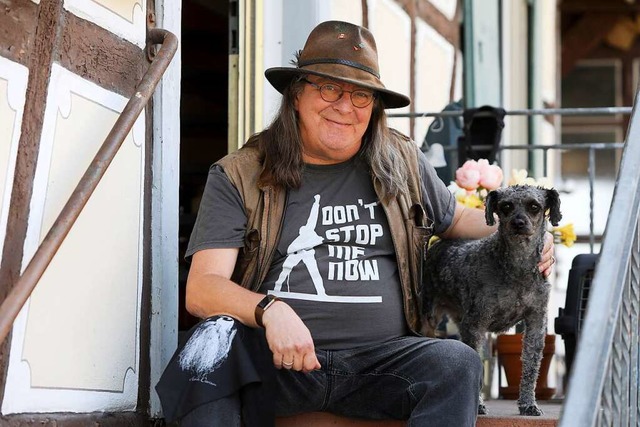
[484,190,499,226]
[545,188,562,226]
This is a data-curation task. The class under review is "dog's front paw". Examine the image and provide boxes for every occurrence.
[477,403,487,415]
[519,405,543,416]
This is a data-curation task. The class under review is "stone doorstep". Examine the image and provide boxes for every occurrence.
[275,400,562,427]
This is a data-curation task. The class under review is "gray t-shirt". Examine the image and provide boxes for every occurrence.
[186,152,455,350]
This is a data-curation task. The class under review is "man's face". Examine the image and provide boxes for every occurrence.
[295,76,374,165]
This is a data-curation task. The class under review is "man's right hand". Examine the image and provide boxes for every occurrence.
[262,301,322,373]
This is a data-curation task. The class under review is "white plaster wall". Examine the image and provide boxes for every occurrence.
[467,0,501,107]
[500,0,529,173]
[498,0,559,182]
[454,50,463,101]
[414,20,455,145]
[330,0,362,24]
[64,0,146,48]
[262,0,285,127]
[0,57,28,261]
[2,64,144,414]
[370,0,411,135]
[539,0,557,111]
[430,0,457,20]
[535,0,558,179]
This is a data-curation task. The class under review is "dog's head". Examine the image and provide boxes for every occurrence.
[484,185,562,235]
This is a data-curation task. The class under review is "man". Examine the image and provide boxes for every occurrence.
[167,20,555,426]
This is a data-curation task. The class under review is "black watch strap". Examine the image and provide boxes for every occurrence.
[255,295,280,328]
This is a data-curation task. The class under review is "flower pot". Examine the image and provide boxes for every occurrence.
[496,333,556,400]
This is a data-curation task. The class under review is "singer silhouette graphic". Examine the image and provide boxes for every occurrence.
[273,195,326,296]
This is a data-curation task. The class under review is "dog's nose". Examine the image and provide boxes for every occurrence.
[512,217,526,229]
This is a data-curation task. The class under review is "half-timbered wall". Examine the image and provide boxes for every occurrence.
[0,0,152,418]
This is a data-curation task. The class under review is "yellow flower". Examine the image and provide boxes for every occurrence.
[553,223,576,247]
[456,192,484,209]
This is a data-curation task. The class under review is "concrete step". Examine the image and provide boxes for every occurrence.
[478,399,561,427]
[275,399,562,427]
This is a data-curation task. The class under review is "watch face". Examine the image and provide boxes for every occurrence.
[255,295,278,328]
[258,295,274,309]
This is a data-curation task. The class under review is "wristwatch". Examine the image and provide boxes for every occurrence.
[255,295,280,328]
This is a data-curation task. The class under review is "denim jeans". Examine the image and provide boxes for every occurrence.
[275,335,482,426]
[179,335,482,427]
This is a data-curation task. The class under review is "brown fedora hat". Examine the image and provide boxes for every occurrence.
[265,21,410,109]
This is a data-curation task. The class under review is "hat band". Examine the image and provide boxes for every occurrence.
[298,58,380,79]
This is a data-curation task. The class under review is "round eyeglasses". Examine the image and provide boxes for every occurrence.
[302,79,376,108]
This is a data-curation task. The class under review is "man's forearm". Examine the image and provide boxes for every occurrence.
[440,203,497,240]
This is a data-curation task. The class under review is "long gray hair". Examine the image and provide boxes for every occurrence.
[255,77,411,201]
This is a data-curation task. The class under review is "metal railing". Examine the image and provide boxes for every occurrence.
[0,28,178,345]
[388,106,633,118]
[558,103,640,425]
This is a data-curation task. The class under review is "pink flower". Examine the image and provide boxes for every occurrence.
[477,160,503,190]
[455,160,481,190]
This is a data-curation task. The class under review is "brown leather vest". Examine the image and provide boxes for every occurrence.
[216,137,432,335]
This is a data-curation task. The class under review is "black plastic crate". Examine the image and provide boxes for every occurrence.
[554,253,599,376]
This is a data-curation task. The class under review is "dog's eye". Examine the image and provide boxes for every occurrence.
[500,202,513,214]
[529,203,541,213]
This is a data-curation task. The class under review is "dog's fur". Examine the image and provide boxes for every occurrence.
[423,185,561,416]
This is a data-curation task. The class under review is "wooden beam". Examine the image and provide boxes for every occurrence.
[449,0,462,102]
[0,0,65,408]
[395,0,459,46]
[0,0,37,66]
[561,13,620,77]
[58,12,146,98]
[362,0,368,28]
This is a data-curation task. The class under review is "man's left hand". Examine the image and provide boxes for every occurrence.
[539,232,556,278]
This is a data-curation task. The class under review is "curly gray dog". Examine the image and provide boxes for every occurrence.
[423,185,561,416]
